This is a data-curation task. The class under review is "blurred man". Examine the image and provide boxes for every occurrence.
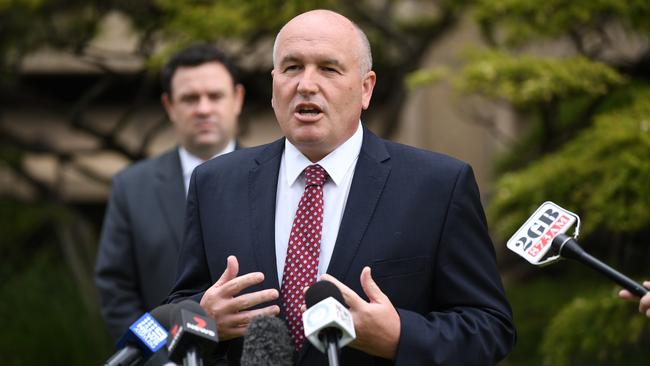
[169,10,515,365]
[95,43,245,341]
[619,281,650,318]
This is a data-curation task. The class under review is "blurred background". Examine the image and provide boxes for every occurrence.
[1,0,648,364]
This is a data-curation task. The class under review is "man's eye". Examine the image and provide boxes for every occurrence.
[181,95,199,104]
[284,65,301,72]
[208,93,223,101]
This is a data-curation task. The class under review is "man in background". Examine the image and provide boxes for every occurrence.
[95,43,245,341]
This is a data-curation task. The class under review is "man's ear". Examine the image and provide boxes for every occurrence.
[234,84,245,115]
[161,93,173,116]
[361,71,377,110]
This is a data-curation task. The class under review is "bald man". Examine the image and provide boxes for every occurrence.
[168,10,515,365]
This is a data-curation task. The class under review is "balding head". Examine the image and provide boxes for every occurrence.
[273,10,372,74]
[270,9,377,162]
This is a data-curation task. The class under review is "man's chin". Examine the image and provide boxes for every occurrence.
[189,139,227,157]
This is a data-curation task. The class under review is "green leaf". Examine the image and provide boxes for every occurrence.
[455,50,624,107]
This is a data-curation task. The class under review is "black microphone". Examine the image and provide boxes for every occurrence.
[303,281,356,366]
[104,303,175,366]
[552,233,648,297]
[240,316,293,366]
[507,201,648,297]
[167,299,219,366]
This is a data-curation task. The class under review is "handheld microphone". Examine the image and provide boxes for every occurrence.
[104,304,174,366]
[167,299,218,366]
[240,316,293,366]
[507,201,648,297]
[303,281,356,366]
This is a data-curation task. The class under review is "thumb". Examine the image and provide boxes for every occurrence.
[215,255,239,287]
[360,266,390,304]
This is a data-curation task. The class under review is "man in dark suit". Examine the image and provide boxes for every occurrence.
[95,43,245,342]
[169,10,515,365]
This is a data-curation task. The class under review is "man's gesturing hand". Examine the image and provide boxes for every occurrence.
[320,267,401,360]
[200,256,280,340]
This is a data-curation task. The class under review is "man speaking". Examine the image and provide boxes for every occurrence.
[168,9,516,365]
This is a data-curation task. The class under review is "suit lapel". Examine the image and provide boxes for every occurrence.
[326,129,391,281]
[248,139,285,291]
[154,148,186,249]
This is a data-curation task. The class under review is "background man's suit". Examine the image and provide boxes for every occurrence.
[169,129,516,365]
[95,148,186,340]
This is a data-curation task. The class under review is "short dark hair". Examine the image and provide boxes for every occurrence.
[160,43,240,97]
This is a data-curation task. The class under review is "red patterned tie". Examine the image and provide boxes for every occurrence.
[281,164,328,350]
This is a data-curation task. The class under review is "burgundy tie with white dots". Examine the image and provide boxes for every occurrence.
[280,164,328,350]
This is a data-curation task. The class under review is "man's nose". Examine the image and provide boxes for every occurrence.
[297,68,319,95]
[195,95,214,114]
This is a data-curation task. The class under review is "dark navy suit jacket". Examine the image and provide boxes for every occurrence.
[169,129,516,365]
[96,148,186,341]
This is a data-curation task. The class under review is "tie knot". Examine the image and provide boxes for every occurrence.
[303,164,327,187]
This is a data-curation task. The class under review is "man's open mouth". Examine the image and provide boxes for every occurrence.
[295,103,323,116]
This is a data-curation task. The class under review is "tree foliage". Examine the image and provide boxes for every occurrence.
[473,0,650,48]
[541,290,649,365]
[410,1,650,364]
[489,88,650,241]
[456,50,624,107]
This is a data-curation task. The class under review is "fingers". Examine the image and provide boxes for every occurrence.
[360,266,389,304]
[200,255,280,341]
[226,288,279,313]
[640,283,650,317]
[214,255,239,287]
[320,273,364,308]
[618,289,634,300]
[216,305,282,339]
[220,272,267,297]
[619,281,650,301]
[221,305,281,328]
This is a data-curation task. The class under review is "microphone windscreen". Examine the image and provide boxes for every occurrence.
[241,316,293,366]
[305,280,346,308]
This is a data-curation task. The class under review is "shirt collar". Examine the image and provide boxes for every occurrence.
[283,121,363,187]
[178,139,236,176]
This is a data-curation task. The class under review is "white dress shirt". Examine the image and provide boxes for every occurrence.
[178,140,236,196]
[275,122,363,285]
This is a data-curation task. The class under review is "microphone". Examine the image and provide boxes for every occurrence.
[240,316,293,366]
[303,281,356,366]
[104,304,175,366]
[507,201,648,297]
[167,299,219,366]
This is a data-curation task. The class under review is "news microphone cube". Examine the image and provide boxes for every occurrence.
[116,313,168,357]
[303,297,355,353]
[167,308,218,364]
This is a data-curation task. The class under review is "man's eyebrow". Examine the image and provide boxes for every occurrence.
[321,59,344,68]
[279,54,343,66]
[279,55,301,65]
